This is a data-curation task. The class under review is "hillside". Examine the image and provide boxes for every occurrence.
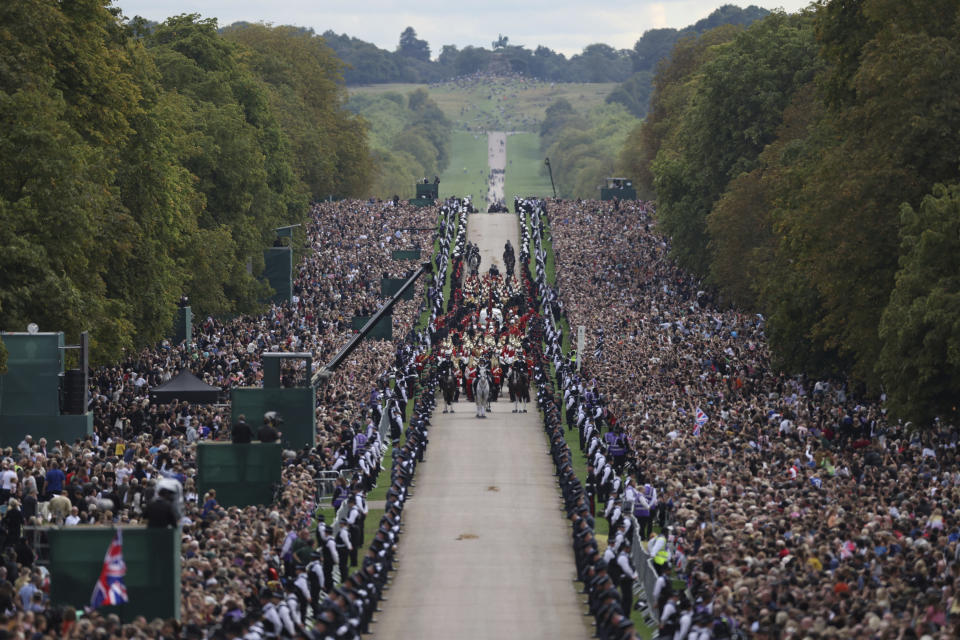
[350,78,615,133]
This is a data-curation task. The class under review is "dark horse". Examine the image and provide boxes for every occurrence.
[507,361,530,413]
[503,240,515,278]
[467,242,481,277]
[439,360,457,413]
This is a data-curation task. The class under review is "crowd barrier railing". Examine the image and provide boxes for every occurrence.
[626,514,660,626]
[315,470,341,505]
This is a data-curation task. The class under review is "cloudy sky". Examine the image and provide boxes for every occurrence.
[115,1,813,57]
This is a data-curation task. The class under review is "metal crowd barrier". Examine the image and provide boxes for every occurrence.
[315,471,341,505]
[627,514,661,626]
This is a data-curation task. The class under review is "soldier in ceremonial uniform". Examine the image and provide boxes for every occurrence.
[465,359,477,401]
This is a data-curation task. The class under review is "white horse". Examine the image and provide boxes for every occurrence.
[474,365,490,419]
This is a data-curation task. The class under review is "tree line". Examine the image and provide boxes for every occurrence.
[0,2,372,363]
[520,4,769,201]
[620,0,960,425]
[321,4,768,97]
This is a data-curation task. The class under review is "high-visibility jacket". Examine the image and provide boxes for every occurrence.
[653,536,669,566]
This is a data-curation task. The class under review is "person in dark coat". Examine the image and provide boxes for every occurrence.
[231,414,254,444]
[257,417,281,443]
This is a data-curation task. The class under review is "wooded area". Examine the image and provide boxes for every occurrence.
[0,2,372,363]
[346,89,452,198]
[624,0,960,424]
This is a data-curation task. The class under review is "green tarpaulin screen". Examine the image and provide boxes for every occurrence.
[415,183,438,199]
[381,278,415,301]
[391,249,421,261]
[0,333,62,416]
[351,314,393,340]
[197,443,282,507]
[263,247,292,303]
[230,387,317,450]
[600,186,637,201]
[48,527,180,622]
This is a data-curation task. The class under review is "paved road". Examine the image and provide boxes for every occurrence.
[469,209,516,274]
[487,132,506,206]
[373,214,588,640]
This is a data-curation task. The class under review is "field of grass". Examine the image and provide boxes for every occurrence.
[439,132,489,202]
[350,80,616,133]
[504,133,554,204]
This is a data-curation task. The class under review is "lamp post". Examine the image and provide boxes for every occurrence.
[544,157,557,198]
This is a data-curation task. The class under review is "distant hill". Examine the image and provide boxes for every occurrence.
[285,4,769,87]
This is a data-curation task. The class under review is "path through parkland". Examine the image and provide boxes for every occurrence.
[373,214,589,639]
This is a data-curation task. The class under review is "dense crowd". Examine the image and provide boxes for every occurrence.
[0,198,466,638]
[534,196,960,639]
[89,200,436,459]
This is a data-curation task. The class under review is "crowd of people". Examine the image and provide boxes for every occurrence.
[89,200,437,454]
[10,185,960,639]
[0,197,469,637]
[526,196,960,639]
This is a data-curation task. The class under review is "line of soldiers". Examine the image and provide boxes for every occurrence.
[529,202,721,640]
[529,328,638,640]
[520,241,639,640]
[240,370,435,640]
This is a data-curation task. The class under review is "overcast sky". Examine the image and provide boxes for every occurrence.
[115,1,813,57]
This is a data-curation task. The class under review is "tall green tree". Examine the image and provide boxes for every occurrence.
[397,27,430,62]
[653,12,818,275]
[145,14,306,315]
[223,24,372,199]
[877,184,960,424]
[0,0,147,359]
[763,0,960,384]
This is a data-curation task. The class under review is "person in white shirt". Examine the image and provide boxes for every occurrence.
[0,461,18,503]
[17,436,33,459]
[65,507,81,526]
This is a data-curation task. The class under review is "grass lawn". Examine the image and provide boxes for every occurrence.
[350,81,616,133]
[504,132,554,205]
[439,132,489,202]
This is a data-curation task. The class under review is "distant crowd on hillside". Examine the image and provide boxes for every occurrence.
[542,198,960,639]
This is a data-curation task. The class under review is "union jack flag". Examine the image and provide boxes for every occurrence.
[693,407,708,436]
[90,530,128,609]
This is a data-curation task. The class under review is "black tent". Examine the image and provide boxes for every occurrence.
[149,370,221,405]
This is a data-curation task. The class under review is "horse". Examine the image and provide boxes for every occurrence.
[473,365,490,418]
[507,362,530,413]
[467,244,481,277]
[439,362,457,413]
[503,242,515,278]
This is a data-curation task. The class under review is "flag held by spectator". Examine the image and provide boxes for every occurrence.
[694,407,708,436]
[90,530,128,609]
